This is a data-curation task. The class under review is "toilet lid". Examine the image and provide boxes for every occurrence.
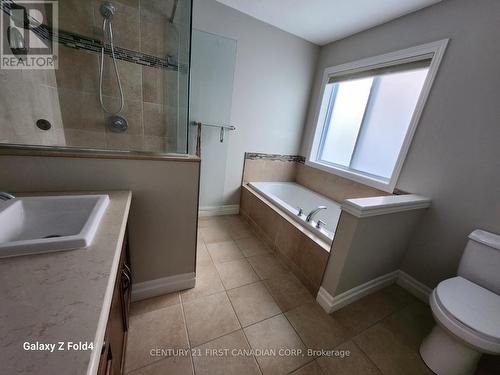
[435,276,500,343]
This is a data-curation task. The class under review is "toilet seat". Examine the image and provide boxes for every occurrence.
[430,276,500,354]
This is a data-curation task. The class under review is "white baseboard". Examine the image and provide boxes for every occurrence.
[317,271,399,313]
[316,270,432,313]
[396,270,432,304]
[131,272,195,302]
[199,205,240,217]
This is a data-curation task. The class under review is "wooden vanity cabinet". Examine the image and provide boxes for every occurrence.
[98,233,132,375]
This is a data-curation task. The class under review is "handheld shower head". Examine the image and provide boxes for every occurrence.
[100,2,116,20]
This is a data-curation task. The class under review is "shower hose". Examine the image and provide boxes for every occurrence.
[99,17,124,115]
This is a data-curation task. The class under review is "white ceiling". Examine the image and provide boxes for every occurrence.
[216,0,441,45]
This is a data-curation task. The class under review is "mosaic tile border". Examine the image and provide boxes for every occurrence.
[245,152,306,163]
[0,0,184,72]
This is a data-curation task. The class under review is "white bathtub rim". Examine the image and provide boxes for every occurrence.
[247,182,338,244]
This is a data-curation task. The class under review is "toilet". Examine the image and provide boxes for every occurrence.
[420,229,500,375]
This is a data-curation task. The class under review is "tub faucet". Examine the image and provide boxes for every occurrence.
[306,206,326,222]
[0,192,15,201]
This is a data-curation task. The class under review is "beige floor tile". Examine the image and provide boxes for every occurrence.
[244,314,309,375]
[380,301,434,352]
[207,241,245,263]
[131,292,180,316]
[215,259,260,290]
[316,341,381,375]
[181,264,224,303]
[183,292,241,347]
[200,226,232,244]
[247,254,289,279]
[227,282,281,327]
[236,237,271,257]
[128,354,194,375]
[228,222,255,240]
[125,304,189,372]
[330,285,413,335]
[197,241,213,268]
[285,302,350,350]
[353,324,433,375]
[192,330,261,375]
[263,273,314,312]
[290,360,325,375]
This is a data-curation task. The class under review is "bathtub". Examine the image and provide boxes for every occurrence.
[247,181,341,243]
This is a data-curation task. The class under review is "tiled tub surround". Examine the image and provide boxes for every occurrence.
[0,0,190,153]
[248,181,341,243]
[240,153,393,295]
[0,191,131,375]
[242,152,389,202]
[240,185,330,295]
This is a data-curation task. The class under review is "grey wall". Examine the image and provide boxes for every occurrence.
[301,0,500,288]
[0,155,199,284]
[193,0,319,206]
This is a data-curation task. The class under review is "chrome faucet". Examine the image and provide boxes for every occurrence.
[0,192,15,201]
[305,206,327,222]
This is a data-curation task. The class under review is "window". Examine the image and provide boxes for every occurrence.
[308,40,448,192]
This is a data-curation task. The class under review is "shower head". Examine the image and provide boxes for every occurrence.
[100,2,116,20]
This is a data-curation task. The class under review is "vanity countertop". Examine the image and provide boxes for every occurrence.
[0,190,132,375]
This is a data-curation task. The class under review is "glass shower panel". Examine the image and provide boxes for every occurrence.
[189,30,236,210]
[0,0,191,154]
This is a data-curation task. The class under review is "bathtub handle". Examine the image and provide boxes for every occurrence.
[316,220,327,229]
[297,207,304,217]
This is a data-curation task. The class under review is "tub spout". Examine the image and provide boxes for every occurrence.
[306,206,326,222]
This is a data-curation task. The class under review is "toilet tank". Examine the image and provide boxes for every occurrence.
[458,229,500,294]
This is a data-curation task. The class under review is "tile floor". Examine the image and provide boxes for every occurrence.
[124,215,499,375]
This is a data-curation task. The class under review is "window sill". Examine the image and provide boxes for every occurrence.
[305,159,394,193]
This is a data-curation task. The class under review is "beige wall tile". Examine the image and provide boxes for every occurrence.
[102,59,143,102]
[63,129,106,148]
[140,10,169,57]
[56,47,99,94]
[143,102,168,137]
[143,66,167,104]
[57,88,104,132]
[296,163,389,202]
[58,0,94,36]
[242,159,297,183]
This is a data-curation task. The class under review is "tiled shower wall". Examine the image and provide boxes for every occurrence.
[0,0,190,153]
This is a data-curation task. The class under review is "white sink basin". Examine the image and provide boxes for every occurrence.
[0,194,109,258]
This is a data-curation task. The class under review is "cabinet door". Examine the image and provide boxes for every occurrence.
[98,234,131,375]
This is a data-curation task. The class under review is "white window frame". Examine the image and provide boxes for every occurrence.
[306,39,449,193]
